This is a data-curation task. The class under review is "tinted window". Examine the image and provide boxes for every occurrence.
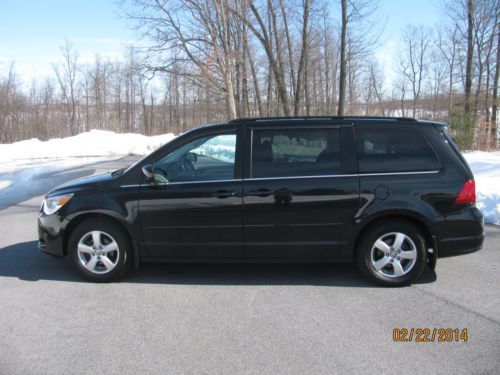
[355,126,439,173]
[251,128,341,178]
[155,133,236,182]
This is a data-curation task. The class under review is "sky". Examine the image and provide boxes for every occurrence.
[0,0,441,86]
[0,0,138,80]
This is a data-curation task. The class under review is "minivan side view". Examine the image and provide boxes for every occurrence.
[38,116,484,286]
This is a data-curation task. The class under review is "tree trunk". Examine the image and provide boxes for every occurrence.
[224,68,238,119]
[338,0,347,116]
[492,27,500,126]
[464,0,474,114]
[279,0,296,99]
[244,29,263,116]
[294,0,310,116]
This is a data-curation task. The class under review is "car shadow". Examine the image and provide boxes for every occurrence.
[0,241,437,287]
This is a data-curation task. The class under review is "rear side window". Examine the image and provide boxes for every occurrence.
[439,129,473,175]
[355,126,440,173]
[251,128,341,178]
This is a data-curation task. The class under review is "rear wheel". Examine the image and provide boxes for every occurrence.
[357,220,427,286]
[68,218,132,282]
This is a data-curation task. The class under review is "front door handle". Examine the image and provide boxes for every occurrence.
[212,190,237,198]
[246,188,274,197]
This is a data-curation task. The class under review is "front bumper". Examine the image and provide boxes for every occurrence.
[38,213,65,257]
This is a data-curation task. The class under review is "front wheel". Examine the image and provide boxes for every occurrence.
[356,220,427,286]
[68,218,132,282]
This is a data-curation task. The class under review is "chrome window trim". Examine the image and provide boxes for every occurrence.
[162,179,243,185]
[358,170,440,177]
[245,174,356,181]
[120,179,243,188]
[244,170,440,182]
[249,124,343,130]
[120,170,440,188]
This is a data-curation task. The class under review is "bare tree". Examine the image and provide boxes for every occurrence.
[0,62,17,142]
[397,25,432,118]
[364,58,385,115]
[492,24,500,126]
[464,0,475,114]
[228,1,291,116]
[437,25,460,119]
[53,40,80,135]
[428,46,447,119]
[0,0,497,151]
[125,0,240,119]
[293,0,311,116]
[337,0,347,115]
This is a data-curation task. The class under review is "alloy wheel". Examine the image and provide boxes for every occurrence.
[77,231,120,274]
[370,232,417,278]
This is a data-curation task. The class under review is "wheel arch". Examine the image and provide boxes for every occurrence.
[63,212,140,269]
[351,211,435,258]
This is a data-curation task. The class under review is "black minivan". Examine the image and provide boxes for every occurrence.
[38,117,484,286]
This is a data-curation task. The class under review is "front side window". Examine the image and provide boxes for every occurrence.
[154,133,236,183]
[251,128,341,178]
[355,126,440,173]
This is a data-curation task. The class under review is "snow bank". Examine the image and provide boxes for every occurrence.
[0,130,176,162]
[0,180,12,191]
[0,130,176,174]
[464,151,500,225]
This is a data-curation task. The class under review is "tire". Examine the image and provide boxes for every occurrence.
[67,218,132,282]
[356,220,427,286]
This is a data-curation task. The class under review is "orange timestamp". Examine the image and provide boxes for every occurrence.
[393,328,468,342]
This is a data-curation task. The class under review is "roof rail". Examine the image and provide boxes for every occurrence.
[394,117,417,122]
[229,116,331,123]
[228,116,417,123]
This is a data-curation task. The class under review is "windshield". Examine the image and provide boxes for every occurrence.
[122,136,178,174]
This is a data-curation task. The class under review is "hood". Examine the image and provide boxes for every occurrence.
[48,171,115,196]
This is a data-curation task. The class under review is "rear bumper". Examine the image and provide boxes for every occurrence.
[437,206,484,258]
[438,233,484,257]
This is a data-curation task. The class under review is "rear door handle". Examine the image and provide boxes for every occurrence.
[212,190,237,198]
[246,188,274,197]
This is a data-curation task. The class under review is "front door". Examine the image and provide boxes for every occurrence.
[243,125,359,259]
[139,129,243,259]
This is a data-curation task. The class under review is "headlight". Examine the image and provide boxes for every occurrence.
[42,194,74,215]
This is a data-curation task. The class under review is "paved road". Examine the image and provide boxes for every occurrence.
[0,156,139,209]
[0,157,499,375]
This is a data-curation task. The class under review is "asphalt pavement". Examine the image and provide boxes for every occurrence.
[0,157,499,375]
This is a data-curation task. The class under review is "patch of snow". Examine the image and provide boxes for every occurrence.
[464,151,500,225]
[0,180,11,191]
[0,129,175,161]
[0,156,120,174]
[0,130,176,174]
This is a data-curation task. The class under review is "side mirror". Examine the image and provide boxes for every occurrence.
[187,152,198,164]
[142,164,155,182]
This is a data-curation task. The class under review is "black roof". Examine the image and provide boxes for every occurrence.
[188,117,446,133]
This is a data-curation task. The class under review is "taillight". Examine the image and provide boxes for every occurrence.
[455,179,476,205]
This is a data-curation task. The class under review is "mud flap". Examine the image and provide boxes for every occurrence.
[428,236,438,270]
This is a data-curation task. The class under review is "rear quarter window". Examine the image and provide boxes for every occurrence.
[355,126,440,173]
